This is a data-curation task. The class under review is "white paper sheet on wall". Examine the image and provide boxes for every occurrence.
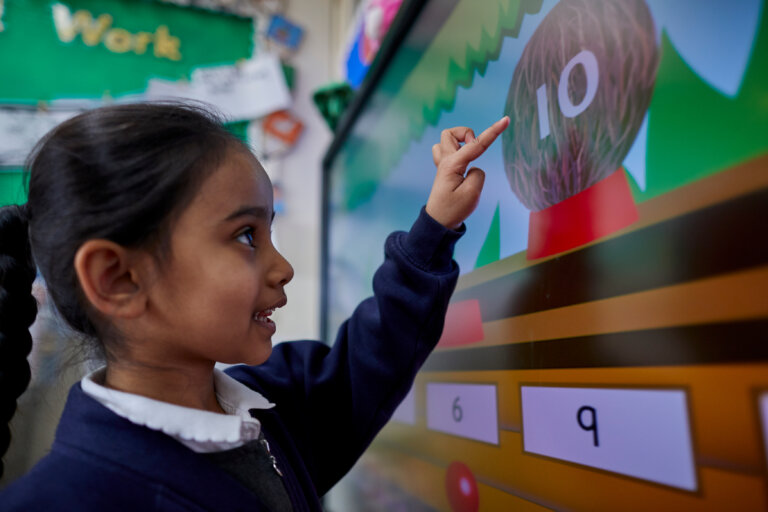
[0,54,290,167]
[147,53,291,122]
[0,109,78,167]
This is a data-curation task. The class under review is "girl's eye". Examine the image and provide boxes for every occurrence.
[236,227,256,248]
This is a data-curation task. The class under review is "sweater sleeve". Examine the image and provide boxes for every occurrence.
[226,207,463,495]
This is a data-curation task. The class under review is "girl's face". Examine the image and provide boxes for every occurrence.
[142,148,294,366]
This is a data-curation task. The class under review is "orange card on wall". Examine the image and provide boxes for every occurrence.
[264,110,303,146]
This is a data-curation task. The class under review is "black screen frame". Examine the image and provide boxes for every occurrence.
[319,0,429,341]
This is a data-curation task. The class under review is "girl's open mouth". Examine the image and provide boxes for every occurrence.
[254,308,275,328]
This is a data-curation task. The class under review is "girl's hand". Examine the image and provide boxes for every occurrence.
[425,116,510,229]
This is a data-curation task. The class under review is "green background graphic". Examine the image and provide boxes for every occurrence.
[335,0,768,214]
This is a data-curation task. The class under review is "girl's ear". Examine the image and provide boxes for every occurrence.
[73,240,147,319]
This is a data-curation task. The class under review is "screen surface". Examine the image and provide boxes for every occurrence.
[324,0,768,509]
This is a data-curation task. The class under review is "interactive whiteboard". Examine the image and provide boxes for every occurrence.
[322,0,768,509]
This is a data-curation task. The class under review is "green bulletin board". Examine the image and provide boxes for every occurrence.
[0,0,254,205]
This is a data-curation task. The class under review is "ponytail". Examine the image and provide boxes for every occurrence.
[0,204,38,479]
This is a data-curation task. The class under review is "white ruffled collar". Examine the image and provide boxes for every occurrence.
[81,366,275,453]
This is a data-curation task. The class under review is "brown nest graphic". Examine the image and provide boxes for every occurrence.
[502,0,659,211]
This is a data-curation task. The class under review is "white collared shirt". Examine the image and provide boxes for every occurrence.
[81,367,275,453]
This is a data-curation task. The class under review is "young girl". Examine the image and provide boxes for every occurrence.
[0,103,509,511]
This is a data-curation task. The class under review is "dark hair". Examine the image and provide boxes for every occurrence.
[0,204,36,479]
[0,102,245,477]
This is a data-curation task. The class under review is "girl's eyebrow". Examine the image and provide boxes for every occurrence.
[223,205,275,223]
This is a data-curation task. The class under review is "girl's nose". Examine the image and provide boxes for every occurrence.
[271,248,294,286]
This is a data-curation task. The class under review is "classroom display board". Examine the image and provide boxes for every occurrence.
[322,0,768,510]
[0,0,252,103]
[0,0,253,205]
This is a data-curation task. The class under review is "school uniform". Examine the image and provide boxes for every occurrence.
[0,207,463,511]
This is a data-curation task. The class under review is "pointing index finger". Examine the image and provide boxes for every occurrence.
[456,116,510,162]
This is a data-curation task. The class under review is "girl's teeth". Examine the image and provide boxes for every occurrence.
[254,308,275,320]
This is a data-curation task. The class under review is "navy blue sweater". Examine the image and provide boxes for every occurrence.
[0,208,462,511]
